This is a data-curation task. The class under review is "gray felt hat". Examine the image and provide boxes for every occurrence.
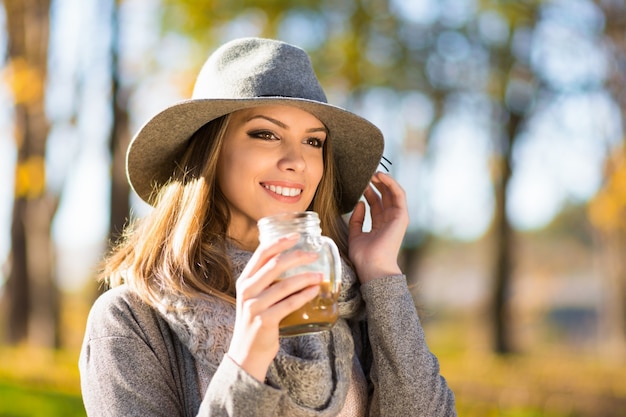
[126,37,384,214]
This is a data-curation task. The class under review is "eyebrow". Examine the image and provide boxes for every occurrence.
[247,114,328,134]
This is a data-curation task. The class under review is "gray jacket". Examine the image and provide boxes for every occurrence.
[79,275,456,416]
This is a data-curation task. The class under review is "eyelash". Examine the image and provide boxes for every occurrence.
[249,130,277,141]
[248,130,324,148]
[305,137,324,148]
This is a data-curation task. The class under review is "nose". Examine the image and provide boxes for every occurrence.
[277,141,306,172]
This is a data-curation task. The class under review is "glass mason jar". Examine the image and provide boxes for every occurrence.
[257,211,342,337]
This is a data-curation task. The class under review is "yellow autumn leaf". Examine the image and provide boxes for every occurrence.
[1,57,45,105]
[587,143,626,232]
[588,192,618,231]
[14,155,46,199]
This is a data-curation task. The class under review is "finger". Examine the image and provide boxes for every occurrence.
[248,272,323,314]
[236,272,323,322]
[263,283,321,322]
[370,173,393,208]
[362,183,384,220]
[240,232,300,278]
[238,250,318,300]
[372,172,407,211]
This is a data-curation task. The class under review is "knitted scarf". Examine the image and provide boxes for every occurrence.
[156,244,365,416]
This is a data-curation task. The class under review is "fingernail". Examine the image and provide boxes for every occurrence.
[307,285,321,295]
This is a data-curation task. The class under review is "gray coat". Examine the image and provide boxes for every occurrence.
[79,276,456,416]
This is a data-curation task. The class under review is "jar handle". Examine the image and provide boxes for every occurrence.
[321,236,342,294]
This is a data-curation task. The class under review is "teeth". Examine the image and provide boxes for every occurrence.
[265,184,302,197]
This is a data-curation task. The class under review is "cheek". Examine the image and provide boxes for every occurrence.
[312,155,325,187]
[219,148,261,189]
[216,148,241,194]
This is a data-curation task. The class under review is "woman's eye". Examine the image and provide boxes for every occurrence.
[305,137,324,148]
[249,130,277,141]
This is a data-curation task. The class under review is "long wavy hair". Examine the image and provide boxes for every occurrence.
[101,112,350,307]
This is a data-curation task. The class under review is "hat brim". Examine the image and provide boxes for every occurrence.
[127,97,384,214]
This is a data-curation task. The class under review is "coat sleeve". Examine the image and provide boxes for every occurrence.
[79,287,191,417]
[360,275,457,417]
[79,286,285,417]
[197,355,282,416]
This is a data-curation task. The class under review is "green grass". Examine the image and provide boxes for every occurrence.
[0,347,85,417]
[1,312,626,417]
[0,382,85,417]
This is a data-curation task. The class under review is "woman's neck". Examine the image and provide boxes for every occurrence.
[227,227,259,252]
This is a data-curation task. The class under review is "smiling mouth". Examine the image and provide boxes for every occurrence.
[263,184,302,197]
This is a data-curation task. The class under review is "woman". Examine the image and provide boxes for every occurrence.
[79,37,456,416]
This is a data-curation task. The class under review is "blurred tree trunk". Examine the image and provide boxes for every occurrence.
[108,0,130,255]
[487,2,538,354]
[492,110,522,354]
[2,0,60,347]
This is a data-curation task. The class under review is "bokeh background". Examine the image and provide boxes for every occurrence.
[1,0,626,415]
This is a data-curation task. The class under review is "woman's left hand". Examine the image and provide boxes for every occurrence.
[348,172,409,284]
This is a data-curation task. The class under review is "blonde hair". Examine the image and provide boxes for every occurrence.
[101,111,350,307]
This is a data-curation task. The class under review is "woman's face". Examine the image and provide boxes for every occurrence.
[217,105,327,241]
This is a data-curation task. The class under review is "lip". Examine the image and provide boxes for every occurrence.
[260,181,304,203]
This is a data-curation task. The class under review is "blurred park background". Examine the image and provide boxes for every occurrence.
[1,0,626,415]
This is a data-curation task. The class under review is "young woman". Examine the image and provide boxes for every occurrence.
[79,37,456,416]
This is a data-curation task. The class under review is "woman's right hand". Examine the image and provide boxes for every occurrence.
[227,233,322,382]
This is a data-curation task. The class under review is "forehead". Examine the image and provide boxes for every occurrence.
[230,104,325,128]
